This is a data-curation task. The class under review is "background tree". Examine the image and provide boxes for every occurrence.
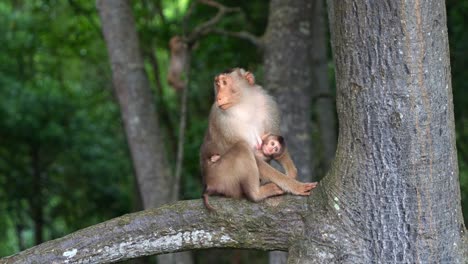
[96,1,193,263]
[97,0,171,212]
[261,0,321,262]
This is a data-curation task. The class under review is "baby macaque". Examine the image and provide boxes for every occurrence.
[255,133,285,161]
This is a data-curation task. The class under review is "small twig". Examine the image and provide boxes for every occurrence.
[186,0,241,45]
[172,54,191,201]
[211,29,263,49]
[182,1,197,30]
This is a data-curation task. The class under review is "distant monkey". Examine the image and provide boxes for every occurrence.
[167,36,188,91]
[200,68,317,210]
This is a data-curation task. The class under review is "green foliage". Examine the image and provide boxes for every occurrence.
[447,0,468,223]
[0,0,132,256]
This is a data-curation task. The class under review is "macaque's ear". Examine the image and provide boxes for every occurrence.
[277,135,285,147]
[236,68,255,86]
[244,71,255,86]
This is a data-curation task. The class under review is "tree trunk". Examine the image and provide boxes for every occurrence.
[312,0,337,174]
[96,1,191,263]
[263,0,315,183]
[292,0,465,262]
[263,0,317,262]
[96,0,171,210]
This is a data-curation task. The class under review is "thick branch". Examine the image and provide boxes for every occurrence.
[3,197,308,263]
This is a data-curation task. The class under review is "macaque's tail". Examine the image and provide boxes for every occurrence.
[202,193,215,211]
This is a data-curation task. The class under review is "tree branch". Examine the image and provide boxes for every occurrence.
[2,197,308,263]
[186,0,240,45]
[211,29,264,49]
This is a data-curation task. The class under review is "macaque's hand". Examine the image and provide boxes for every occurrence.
[255,135,263,150]
[290,182,319,196]
[210,154,221,163]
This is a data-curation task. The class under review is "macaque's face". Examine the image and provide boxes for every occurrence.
[262,138,282,157]
[214,73,241,110]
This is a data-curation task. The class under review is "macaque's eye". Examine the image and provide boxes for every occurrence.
[270,141,274,146]
[223,80,227,85]
[274,147,278,152]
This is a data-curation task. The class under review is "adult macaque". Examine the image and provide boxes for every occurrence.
[167,36,188,91]
[200,68,318,210]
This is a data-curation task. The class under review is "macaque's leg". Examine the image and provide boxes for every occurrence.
[276,150,298,179]
[256,156,317,195]
[242,180,284,202]
[209,141,284,202]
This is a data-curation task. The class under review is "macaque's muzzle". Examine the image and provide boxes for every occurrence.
[216,96,232,110]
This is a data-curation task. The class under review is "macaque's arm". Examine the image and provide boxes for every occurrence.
[200,136,220,160]
[275,150,298,179]
[255,135,262,150]
[255,132,271,150]
[254,149,265,159]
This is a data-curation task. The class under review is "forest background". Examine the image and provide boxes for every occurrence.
[0,0,466,263]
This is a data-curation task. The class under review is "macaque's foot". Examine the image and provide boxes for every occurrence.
[263,183,285,196]
[291,182,318,196]
[210,155,221,162]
